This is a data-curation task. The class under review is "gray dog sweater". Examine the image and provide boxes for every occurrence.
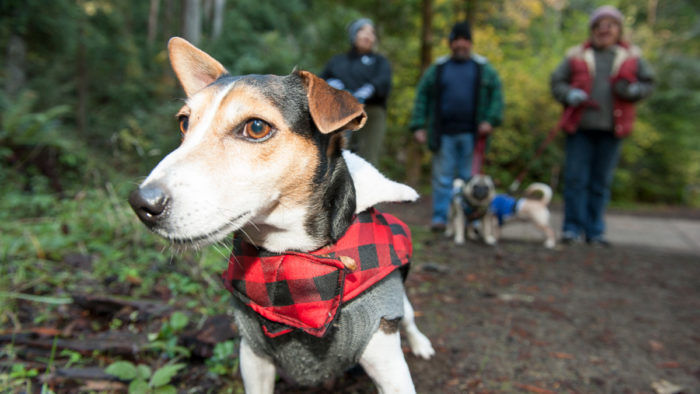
[231,270,405,386]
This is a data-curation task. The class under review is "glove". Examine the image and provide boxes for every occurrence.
[566,88,588,106]
[614,80,641,100]
[353,83,375,103]
[326,78,345,90]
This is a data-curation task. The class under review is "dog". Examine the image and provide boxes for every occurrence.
[128,37,434,393]
[448,175,556,249]
[445,177,493,244]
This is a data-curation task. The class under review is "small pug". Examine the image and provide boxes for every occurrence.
[450,175,556,248]
[445,176,493,244]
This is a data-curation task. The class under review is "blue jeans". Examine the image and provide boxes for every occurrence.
[431,133,474,224]
[563,130,621,240]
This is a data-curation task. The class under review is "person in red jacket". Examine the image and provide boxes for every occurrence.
[550,5,654,246]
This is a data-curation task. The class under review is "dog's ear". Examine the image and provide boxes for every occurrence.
[168,37,228,97]
[343,151,419,213]
[297,70,367,134]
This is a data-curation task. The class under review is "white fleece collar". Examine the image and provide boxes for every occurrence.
[342,150,419,214]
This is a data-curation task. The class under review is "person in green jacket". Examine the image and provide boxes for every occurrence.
[410,21,504,231]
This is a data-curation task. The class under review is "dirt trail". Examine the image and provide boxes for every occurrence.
[283,202,700,393]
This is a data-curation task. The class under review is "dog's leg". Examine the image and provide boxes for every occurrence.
[483,214,497,246]
[445,202,455,238]
[532,210,556,249]
[359,330,417,394]
[453,202,466,244]
[542,227,556,249]
[239,338,276,394]
[466,220,478,241]
[401,294,435,359]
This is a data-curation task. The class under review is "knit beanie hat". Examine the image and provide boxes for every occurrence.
[449,21,472,42]
[589,5,623,29]
[348,18,374,44]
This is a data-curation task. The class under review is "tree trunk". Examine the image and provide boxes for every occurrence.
[465,0,477,25]
[211,0,225,40]
[647,0,658,26]
[182,0,201,45]
[419,0,433,73]
[5,34,26,98]
[147,0,161,46]
[406,0,433,187]
[76,26,88,138]
[163,0,175,39]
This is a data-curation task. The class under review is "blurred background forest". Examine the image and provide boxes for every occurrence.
[1,0,699,391]
[2,0,699,205]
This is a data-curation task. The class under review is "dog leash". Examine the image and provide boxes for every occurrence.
[507,102,596,194]
[471,134,487,176]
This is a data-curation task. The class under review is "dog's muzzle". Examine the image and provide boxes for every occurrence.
[128,184,170,228]
[472,185,491,201]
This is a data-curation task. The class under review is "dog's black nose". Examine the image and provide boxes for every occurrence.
[128,184,169,227]
[473,185,489,200]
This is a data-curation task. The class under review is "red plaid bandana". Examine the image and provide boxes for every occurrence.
[222,208,411,338]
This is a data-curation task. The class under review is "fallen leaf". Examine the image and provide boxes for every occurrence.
[550,352,574,359]
[465,378,481,389]
[513,382,556,394]
[649,340,665,352]
[658,361,681,368]
[651,379,684,394]
[498,293,535,303]
[31,327,62,337]
[510,326,533,340]
[81,381,126,391]
[438,294,456,303]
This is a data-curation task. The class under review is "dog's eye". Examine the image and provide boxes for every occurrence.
[178,115,189,134]
[244,119,272,141]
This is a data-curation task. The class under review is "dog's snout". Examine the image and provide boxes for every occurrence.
[472,185,490,200]
[128,184,169,227]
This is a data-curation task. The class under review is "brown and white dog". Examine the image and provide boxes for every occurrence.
[128,38,433,393]
[448,175,556,248]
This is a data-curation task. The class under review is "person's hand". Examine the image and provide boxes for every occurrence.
[326,78,345,90]
[614,80,641,100]
[413,129,427,144]
[478,122,493,136]
[566,88,588,106]
[353,83,375,103]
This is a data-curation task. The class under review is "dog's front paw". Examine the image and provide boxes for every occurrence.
[544,239,556,249]
[484,235,497,246]
[407,331,435,360]
[454,235,465,245]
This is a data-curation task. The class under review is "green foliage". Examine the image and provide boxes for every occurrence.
[146,312,191,359]
[0,91,70,147]
[1,0,697,205]
[106,360,185,394]
[206,340,239,376]
[0,364,39,392]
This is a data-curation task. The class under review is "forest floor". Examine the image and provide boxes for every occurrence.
[2,199,699,393]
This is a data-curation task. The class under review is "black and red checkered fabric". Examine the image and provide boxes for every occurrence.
[222,208,411,338]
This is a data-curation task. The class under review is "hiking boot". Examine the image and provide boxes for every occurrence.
[430,222,446,233]
[587,236,612,248]
[561,231,582,245]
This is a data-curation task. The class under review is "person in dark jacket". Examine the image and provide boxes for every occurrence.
[409,21,504,231]
[321,18,392,166]
[550,5,654,246]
